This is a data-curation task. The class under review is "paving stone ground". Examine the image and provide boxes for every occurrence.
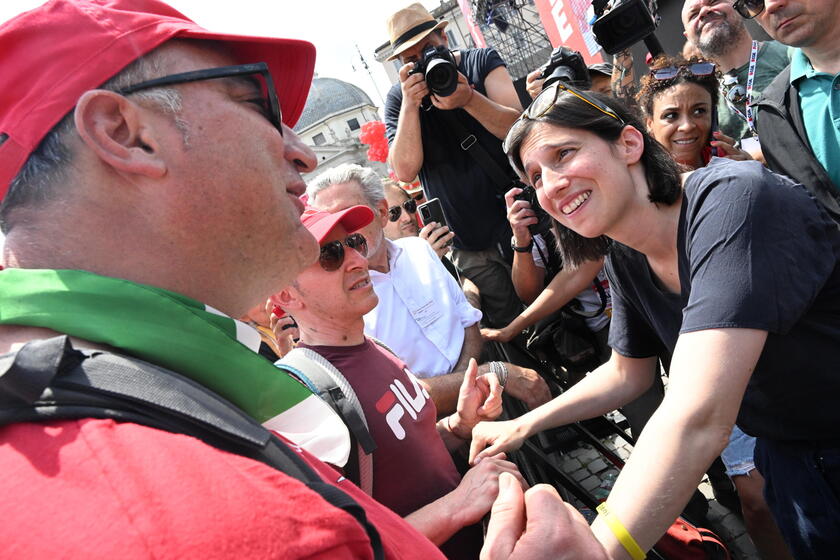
[560,424,761,559]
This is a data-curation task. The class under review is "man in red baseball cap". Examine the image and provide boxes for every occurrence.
[0,2,602,558]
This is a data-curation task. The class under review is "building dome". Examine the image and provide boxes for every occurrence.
[293,77,374,132]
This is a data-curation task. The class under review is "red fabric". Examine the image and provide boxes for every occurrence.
[299,339,461,517]
[0,0,316,198]
[0,418,444,559]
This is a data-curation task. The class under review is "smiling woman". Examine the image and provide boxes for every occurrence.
[636,55,755,170]
[471,84,840,557]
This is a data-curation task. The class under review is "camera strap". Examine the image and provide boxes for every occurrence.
[438,110,516,194]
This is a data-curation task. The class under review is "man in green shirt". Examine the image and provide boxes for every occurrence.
[682,0,792,159]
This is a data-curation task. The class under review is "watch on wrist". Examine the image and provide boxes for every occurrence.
[511,236,533,253]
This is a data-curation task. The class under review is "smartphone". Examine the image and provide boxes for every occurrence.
[417,198,449,229]
[709,109,719,158]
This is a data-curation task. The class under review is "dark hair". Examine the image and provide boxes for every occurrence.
[636,55,720,119]
[505,91,682,267]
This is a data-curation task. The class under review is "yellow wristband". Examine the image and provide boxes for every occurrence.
[596,502,646,560]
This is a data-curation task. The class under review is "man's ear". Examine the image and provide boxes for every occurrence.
[617,125,645,166]
[74,90,167,178]
[376,198,390,227]
[270,285,304,312]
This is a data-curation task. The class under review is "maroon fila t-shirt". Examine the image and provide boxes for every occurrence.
[298,339,460,516]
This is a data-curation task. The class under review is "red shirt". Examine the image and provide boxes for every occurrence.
[0,418,445,559]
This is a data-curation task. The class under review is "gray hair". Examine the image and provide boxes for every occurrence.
[1,44,185,234]
[307,163,384,208]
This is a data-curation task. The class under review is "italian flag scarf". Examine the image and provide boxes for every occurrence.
[0,268,350,466]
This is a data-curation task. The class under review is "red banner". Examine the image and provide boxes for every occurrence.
[456,0,487,48]
[535,0,604,64]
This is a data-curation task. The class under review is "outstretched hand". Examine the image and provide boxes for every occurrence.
[469,418,530,465]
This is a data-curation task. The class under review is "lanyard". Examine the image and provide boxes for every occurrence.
[721,40,759,135]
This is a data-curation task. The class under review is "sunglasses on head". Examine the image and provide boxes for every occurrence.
[651,61,716,81]
[733,0,764,19]
[387,199,417,222]
[503,81,624,154]
[319,233,368,272]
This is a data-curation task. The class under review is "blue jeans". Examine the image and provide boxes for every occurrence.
[754,437,840,559]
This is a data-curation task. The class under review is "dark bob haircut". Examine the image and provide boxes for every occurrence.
[504,90,682,267]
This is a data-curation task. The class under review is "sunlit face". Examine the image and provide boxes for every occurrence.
[383,187,419,240]
[646,82,712,169]
[292,224,378,324]
[398,30,447,65]
[756,0,840,48]
[151,42,318,314]
[518,122,635,240]
[681,0,745,57]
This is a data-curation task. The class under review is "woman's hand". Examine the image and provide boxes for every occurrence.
[711,131,753,162]
[469,418,531,464]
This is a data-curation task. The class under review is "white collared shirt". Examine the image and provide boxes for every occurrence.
[364,237,482,378]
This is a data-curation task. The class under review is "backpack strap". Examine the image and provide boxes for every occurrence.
[0,336,384,560]
[277,347,376,496]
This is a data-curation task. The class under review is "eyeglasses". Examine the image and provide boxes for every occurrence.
[733,0,764,19]
[387,199,417,222]
[503,81,624,154]
[651,62,716,81]
[319,233,368,272]
[115,62,283,136]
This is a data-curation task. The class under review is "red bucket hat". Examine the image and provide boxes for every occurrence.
[0,0,316,200]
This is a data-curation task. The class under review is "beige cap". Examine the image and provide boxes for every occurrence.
[386,3,449,61]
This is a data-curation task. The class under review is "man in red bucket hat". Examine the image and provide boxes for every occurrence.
[0,1,603,558]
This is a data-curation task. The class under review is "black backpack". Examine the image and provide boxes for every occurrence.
[0,335,384,559]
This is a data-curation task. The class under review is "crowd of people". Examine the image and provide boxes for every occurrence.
[0,0,838,559]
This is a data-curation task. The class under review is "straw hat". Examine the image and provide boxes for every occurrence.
[386,3,449,61]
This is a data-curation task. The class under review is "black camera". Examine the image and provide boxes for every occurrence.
[514,184,553,236]
[409,45,459,97]
[539,46,590,89]
[591,0,658,55]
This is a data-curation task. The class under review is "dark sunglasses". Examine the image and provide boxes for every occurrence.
[115,62,283,136]
[651,62,716,81]
[387,199,417,222]
[503,81,624,154]
[319,233,368,272]
[733,0,764,19]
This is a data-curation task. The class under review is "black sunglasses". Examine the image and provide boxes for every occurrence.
[319,233,368,272]
[651,62,716,81]
[503,81,624,154]
[733,0,764,19]
[387,199,417,222]
[115,62,283,136]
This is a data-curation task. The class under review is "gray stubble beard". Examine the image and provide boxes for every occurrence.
[696,18,748,61]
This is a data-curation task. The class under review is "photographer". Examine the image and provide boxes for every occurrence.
[384,3,523,328]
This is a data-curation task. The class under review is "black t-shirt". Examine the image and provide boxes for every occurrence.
[384,48,513,251]
[607,158,840,442]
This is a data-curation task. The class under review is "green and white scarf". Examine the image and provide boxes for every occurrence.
[0,268,350,465]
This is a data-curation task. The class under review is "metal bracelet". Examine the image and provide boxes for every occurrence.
[489,361,508,387]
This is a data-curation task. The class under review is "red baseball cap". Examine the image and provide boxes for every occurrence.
[301,205,374,244]
[0,0,316,200]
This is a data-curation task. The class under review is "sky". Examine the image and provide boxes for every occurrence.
[1,0,444,112]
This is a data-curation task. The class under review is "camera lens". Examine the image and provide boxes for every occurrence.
[425,58,458,96]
